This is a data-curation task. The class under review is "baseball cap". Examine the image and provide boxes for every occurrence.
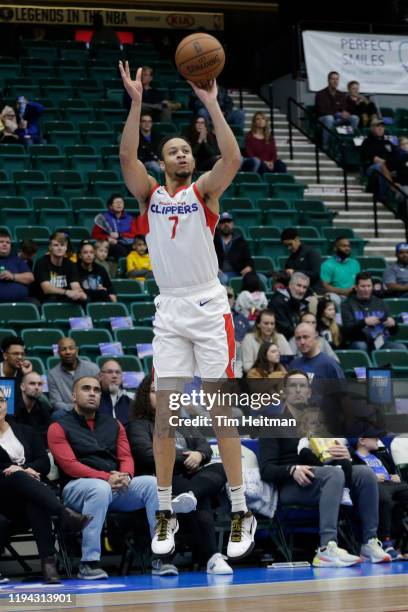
[219,212,234,222]
[396,242,408,253]
[371,118,385,127]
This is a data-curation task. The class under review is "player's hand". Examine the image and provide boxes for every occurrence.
[119,62,143,105]
[188,78,218,105]
[292,465,315,487]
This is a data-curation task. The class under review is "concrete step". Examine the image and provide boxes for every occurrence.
[305,192,370,202]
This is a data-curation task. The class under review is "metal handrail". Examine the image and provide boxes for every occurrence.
[287,97,350,209]
[372,169,408,241]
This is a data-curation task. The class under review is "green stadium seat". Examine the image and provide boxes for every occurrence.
[65,145,96,157]
[104,156,120,173]
[49,170,86,198]
[0,182,15,197]
[92,182,127,200]
[8,85,40,98]
[32,156,67,174]
[13,171,46,183]
[43,87,73,103]
[82,131,115,149]
[172,110,193,126]
[32,197,67,211]
[42,302,85,332]
[384,299,408,318]
[0,197,30,210]
[256,239,287,259]
[234,172,262,184]
[145,278,159,298]
[16,181,53,202]
[262,209,299,228]
[48,131,81,146]
[22,328,64,356]
[347,238,368,257]
[96,109,127,124]
[79,121,110,134]
[1,209,36,232]
[0,328,17,345]
[229,209,263,230]
[263,173,296,185]
[76,209,99,232]
[39,77,65,89]
[336,350,372,376]
[57,226,90,241]
[0,303,42,330]
[393,324,408,347]
[356,256,387,271]
[322,227,355,241]
[100,145,119,159]
[302,238,328,253]
[68,328,113,348]
[130,302,156,325]
[58,66,88,81]
[86,302,129,327]
[235,183,268,203]
[64,108,94,126]
[292,200,335,225]
[15,226,50,242]
[221,198,254,211]
[70,197,103,212]
[114,326,154,348]
[269,183,305,202]
[171,88,190,108]
[0,63,20,81]
[372,350,408,377]
[152,122,177,137]
[70,156,102,176]
[0,154,29,175]
[292,226,321,239]
[96,354,144,372]
[0,144,26,156]
[43,121,76,134]
[252,256,276,275]
[87,171,118,184]
[26,356,45,375]
[38,209,74,228]
[248,226,281,240]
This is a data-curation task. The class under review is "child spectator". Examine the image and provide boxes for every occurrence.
[126,235,153,282]
[234,271,268,322]
[246,341,287,380]
[316,298,342,349]
[76,241,116,303]
[94,240,111,275]
[353,436,408,560]
[297,407,353,506]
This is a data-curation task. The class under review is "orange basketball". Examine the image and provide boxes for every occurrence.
[175,33,225,86]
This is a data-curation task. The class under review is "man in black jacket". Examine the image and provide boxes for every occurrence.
[138,114,162,175]
[259,370,389,566]
[268,272,310,339]
[214,212,254,285]
[14,372,53,445]
[315,71,359,147]
[281,227,324,293]
[361,119,399,200]
[341,272,404,351]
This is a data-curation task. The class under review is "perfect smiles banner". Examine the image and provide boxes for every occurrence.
[302,29,408,94]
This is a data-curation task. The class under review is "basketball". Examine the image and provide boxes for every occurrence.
[175,33,225,86]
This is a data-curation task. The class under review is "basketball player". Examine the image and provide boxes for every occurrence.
[119,61,256,563]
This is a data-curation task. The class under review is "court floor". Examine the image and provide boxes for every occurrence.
[1,562,408,611]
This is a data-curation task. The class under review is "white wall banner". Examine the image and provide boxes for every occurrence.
[302,29,408,94]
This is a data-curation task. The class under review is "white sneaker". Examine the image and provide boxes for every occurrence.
[172,491,197,514]
[151,510,179,557]
[361,538,392,563]
[313,541,361,567]
[207,552,233,574]
[227,511,257,560]
[341,487,353,506]
[151,558,179,576]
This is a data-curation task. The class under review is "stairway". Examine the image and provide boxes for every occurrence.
[231,91,407,261]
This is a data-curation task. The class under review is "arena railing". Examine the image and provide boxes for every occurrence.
[371,168,408,241]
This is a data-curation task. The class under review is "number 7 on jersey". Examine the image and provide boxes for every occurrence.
[169,215,179,239]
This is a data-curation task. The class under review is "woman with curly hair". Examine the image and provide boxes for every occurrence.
[126,375,233,574]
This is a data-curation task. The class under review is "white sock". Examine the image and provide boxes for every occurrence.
[157,486,172,512]
[229,484,247,513]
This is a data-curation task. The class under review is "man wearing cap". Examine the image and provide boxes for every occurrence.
[361,119,399,201]
[214,212,254,285]
[383,243,408,297]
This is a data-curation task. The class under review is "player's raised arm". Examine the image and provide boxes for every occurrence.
[193,80,241,207]
[119,62,157,213]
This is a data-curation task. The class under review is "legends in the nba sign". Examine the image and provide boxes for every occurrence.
[303,29,408,94]
[0,5,224,30]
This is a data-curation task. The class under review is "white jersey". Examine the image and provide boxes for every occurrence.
[139,182,220,295]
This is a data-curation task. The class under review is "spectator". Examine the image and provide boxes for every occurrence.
[214,212,254,285]
[321,236,361,309]
[0,106,22,144]
[268,272,310,339]
[289,311,340,362]
[361,119,398,201]
[226,286,250,378]
[15,96,44,144]
[76,241,116,303]
[91,194,138,259]
[126,235,153,282]
[47,337,99,415]
[244,112,287,175]
[316,297,342,349]
[138,113,162,175]
[259,370,390,566]
[315,71,359,147]
[242,310,292,373]
[17,239,39,271]
[98,359,132,425]
[123,65,180,122]
[94,240,114,278]
[13,372,53,445]
[341,272,405,352]
[184,116,220,171]
[383,242,408,297]
[391,136,408,197]
[0,229,34,303]
[191,84,245,131]
[353,436,408,560]
[0,388,91,583]
[345,81,378,128]
[234,271,268,321]
[47,376,159,580]
[127,376,232,574]
[281,227,324,293]
[33,231,87,304]
[246,341,287,380]
[0,336,32,410]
